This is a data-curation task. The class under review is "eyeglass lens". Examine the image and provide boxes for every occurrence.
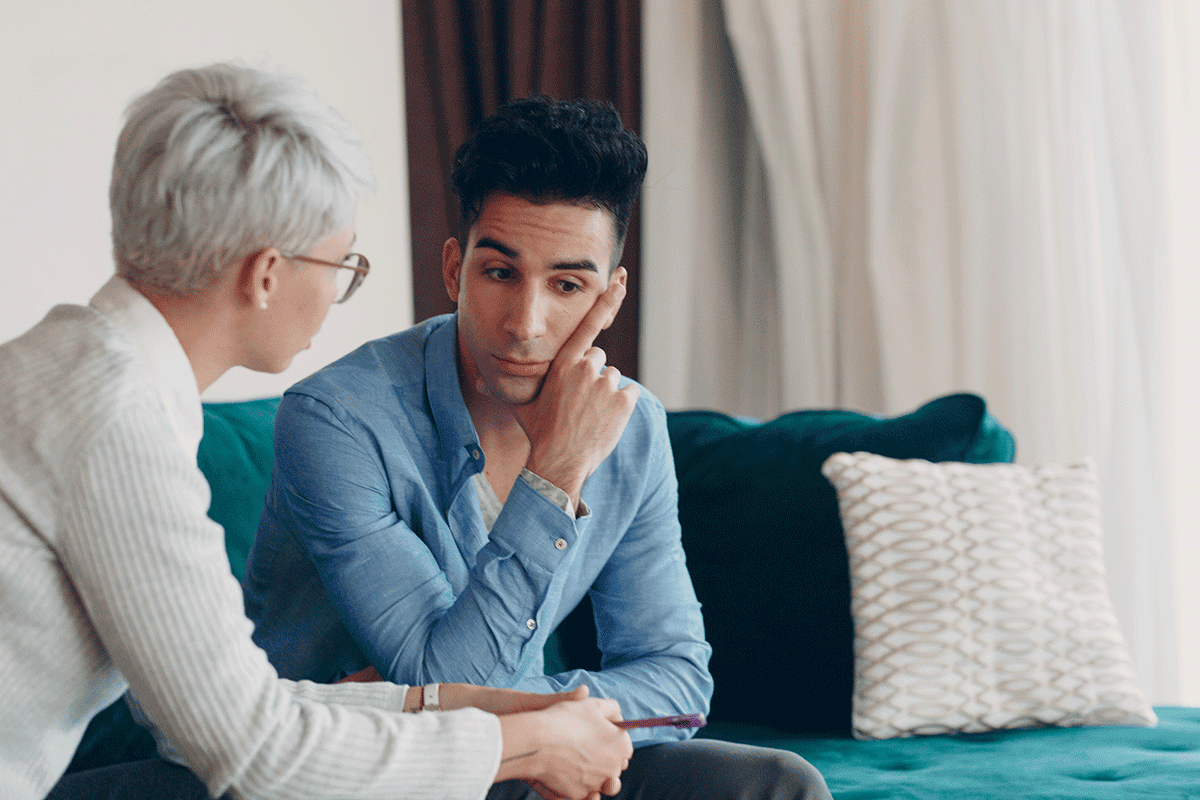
[334,255,366,303]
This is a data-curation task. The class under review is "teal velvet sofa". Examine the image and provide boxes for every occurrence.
[70,394,1200,798]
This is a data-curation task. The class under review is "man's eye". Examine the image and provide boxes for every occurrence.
[485,267,513,281]
[557,280,583,294]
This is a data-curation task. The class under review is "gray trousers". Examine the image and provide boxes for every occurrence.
[47,739,832,800]
[490,739,833,800]
[46,759,212,800]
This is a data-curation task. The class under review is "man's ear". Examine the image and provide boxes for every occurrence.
[240,248,284,309]
[601,266,628,330]
[442,238,465,304]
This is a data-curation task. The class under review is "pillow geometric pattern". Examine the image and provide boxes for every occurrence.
[821,452,1157,740]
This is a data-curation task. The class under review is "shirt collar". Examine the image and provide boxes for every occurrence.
[424,314,485,468]
[89,275,204,458]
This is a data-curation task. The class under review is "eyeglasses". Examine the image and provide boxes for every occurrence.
[284,252,370,303]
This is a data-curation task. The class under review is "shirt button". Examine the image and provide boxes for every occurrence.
[526,619,537,631]
[554,538,568,551]
[471,448,482,460]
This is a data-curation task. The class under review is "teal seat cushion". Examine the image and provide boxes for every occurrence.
[699,706,1200,799]
[665,393,1015,736]
[197,398,281,581]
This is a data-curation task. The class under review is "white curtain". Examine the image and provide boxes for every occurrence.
[1162,0,1200,706]
[642,0,1190,703]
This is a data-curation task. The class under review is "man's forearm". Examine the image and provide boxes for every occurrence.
[514,643,713,745]
[340,479,583,687]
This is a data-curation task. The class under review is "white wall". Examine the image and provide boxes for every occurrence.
[0,0,412,400]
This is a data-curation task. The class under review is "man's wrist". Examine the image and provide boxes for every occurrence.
[520,468,587,518]
[522,454,586,508]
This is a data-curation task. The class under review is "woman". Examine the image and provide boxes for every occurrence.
[0,63,631,800]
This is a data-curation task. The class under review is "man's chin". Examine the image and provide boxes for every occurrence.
[485,375,543,407]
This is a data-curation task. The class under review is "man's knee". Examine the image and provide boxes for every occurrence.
[748,747,831,800]
[623,739,831,800]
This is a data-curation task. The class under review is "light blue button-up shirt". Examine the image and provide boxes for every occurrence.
[243,314,712,744]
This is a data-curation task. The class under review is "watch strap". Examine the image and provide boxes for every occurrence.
[423,682,441,712]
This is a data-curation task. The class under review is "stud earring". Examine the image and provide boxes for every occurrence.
[259,301,268,310]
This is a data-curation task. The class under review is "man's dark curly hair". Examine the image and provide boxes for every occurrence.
[450,95,648,268]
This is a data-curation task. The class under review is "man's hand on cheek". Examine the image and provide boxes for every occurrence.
[510,268,640,511]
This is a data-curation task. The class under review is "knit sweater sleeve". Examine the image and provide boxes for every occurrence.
[56,401,502,800]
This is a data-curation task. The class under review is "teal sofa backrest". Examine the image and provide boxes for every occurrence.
[198,398,281,581]
[196,393,1014,736]
[527,393,1016,736]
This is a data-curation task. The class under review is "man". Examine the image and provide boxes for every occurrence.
[244,95,832,800]
[1,67,631,800]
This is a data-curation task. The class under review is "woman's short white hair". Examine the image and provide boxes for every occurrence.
[110,63,375,296]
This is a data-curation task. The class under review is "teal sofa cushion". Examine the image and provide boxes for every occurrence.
[665,393,1015,736]
[197,398,280,580]
[699,706,1200,799]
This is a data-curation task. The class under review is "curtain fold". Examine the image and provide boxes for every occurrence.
[1162,0,1200,707]
[723,2,838,411]
[642,0,1180,701]
[402,0,642,377]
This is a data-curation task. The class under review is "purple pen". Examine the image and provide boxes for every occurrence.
[616,713,707,730]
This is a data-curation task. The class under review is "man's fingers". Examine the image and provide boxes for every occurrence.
[518,687,581,713]
[556,269,626,364]
[582,347,608,374]
[542,685,589,709]
[335,665,381,683]
[596,697,624,723]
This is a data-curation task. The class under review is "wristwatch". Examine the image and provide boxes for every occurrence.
[422,682,441,712]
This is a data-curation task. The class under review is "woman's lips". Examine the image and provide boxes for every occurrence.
[493,356,548,377]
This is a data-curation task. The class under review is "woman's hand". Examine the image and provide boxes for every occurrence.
[494,692,632,800]
[334,673,632,796]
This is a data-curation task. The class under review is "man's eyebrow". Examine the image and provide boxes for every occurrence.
[551,260,599,273]
[474,237,599,273]
[474,237,519,259]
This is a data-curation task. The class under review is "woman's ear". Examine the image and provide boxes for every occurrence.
[442,237,464,304]
[241,248,283,310]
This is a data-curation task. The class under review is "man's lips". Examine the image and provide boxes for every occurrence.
[492,355,549,377]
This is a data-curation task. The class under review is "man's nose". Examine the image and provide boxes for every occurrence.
[504,286,548,341]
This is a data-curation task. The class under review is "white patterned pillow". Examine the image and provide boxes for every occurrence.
[821,452,1156,740]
